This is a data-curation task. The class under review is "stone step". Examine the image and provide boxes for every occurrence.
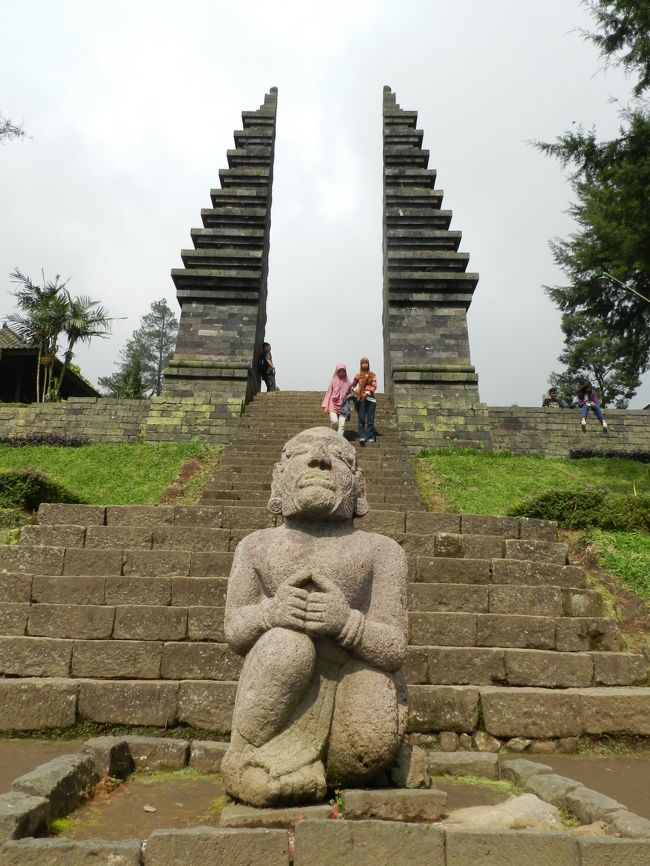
[190,227,266,248]
[407,583,602,616]
[0,635,642,689]
[408,611,621,652]
[405,645,646,688]
[413,557,587,589]
[3,677,650,737]
[385,209,452,229]
[385,228,461,250]
[219,167,270,188]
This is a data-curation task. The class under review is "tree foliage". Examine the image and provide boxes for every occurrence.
[582,0,650,97]
[538,0,650,405]
[6,269,111,402]
[0,113,26,144]
[98,299,178,398]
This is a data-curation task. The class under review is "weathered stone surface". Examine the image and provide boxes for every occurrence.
[529,739,558,754]
[84,527,152,550]
[504,539,567,564]
[499,758,553,785]
[123,736,189,771]
[12,754,98,819]
[409,612,476,646]
[177,681,236,733]
[443,793,563,830]
[592,653,647,686]
[82,737,133,779]
[579,688,650,735]
[408,685,479,733]
[579,838,650,865]
[476,614,555,650]
[72,640,162,679]
[122,550,190,577]
[21,524,86,548]
[174,505,224,527]
[406,513,459,534]
[556,618,621,653]
[557,737,579,754]
[294,819,445,866]
[416,557,491,584]
[221,429,409,808]
[105,576,171,606]
[461,515,519,537]
[0,636,71,676]
[0,838,142,865]
[0,574,31,603]
[505,649,592,688]
[0,792,49,843]
[341,788,446,822]
[160,642,242,680]
[38,503,106,526]
[445,828,579,865]
[27,604,115,640]
[105,505,174,526]
[525,773,581,808]
[187,606,225,641]
[518,517,558,541]
[386,744,432,788]
[604,809,650,838]
[439,731,459,751]
[31,575,105,605]
[189,740,229,773]
[0,678,77,730]
[428,751,498,779]
[113,606,187,641]
[144,827,289,866]
[480,687,583,738]
[63,549,122,576]
[473,730,501,752]
[171,577,227,607]
[505,737,532,753]
[78,681,178,726]
[426,646,504,686]
[219,802,332,828]
[565,786,625,823]
[0,604,28,636]
[0,546,64,575]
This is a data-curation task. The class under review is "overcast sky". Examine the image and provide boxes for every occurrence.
[1,0,645,407]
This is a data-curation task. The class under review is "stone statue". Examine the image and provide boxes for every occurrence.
[221,427,409,807]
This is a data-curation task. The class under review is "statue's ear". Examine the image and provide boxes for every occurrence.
[354,468,369,516]
[267,462,283,515]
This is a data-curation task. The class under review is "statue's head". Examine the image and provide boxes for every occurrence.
[268,427,369,521]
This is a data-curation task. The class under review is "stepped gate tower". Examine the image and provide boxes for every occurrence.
[382,87,490,449]
[163,88,278,403]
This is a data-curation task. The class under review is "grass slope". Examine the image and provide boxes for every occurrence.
[0,443,220,506]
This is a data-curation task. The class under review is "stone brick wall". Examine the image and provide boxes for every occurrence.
[487,406,650,457]
[0,396,243,444]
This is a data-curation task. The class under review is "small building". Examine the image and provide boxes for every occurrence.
[0,323,100,403]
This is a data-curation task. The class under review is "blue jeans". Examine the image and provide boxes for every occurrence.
[357,398,376,441]
[580,403,604,423]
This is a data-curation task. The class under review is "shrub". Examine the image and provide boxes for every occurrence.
[510,486,650,532]
[570,448,650,463]
[0,469,82,511]
[0,507,24,528]
[0,433,89,447]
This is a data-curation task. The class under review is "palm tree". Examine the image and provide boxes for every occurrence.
[6,269,69,402]
[55,294,112,399]
[6,269,112,402]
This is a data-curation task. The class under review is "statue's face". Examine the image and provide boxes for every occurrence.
[277,428,359,520]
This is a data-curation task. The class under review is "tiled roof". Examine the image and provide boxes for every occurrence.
[0,324,31,350]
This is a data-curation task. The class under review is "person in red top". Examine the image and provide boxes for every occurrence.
[351,357,377,444]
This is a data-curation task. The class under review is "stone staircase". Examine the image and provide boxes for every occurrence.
[0,391,649,743]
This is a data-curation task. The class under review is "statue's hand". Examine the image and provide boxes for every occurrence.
[304,575,351,637]
[263,569,310,631]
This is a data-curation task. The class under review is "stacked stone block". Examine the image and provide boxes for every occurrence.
[382,86,491,449]
[163,89,278,402]
[0,391,648,740]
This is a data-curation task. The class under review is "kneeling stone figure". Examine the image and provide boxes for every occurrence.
[221,427,409,807]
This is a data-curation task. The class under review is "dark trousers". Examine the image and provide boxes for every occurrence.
[357,398,376,441]
[262,371,276,392]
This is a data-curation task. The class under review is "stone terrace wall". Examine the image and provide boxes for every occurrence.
[0,395,244,444]
[487,407,650,457]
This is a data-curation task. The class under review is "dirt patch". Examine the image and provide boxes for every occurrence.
[0,738,84,794]
[433,778,512,813]
[55,771,227,840]
[161,459,206,505]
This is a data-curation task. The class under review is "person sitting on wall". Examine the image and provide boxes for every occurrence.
[577,382,608,434]
[542,387,568,408]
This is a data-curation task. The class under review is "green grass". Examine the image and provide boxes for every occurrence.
[0,443,220,506]
[588,529,650,600]
[416,450,650,515]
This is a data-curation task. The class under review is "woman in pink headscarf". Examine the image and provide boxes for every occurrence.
[321,362,352,435]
